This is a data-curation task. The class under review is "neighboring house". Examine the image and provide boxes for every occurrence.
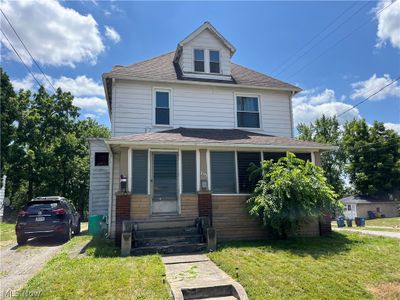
[88,22,334,243]
[341,195,400,219]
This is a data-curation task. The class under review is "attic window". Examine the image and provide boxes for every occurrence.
[209,50,220,73]
[194,49,204,72]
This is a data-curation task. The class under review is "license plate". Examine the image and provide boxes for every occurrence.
[35,217,45,222]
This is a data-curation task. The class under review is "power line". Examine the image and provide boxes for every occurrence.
[0,28,43,88]
[285,0,397,80]
[0,8,57,93]
[273,1,368,76]
[337,76,400,118]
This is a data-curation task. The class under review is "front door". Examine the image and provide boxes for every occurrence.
[151,152,178,214]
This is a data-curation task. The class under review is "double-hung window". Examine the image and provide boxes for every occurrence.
[209,50,220,73]
[155,90,170,125]
[236,96,260,128]
[194,49,205,72]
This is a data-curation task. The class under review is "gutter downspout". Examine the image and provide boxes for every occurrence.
[105,142,113,237]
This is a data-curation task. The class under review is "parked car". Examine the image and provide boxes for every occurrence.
[15,196,81,245]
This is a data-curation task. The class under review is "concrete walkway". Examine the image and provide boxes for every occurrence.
[335,228,400,239]
[162,254,248,300]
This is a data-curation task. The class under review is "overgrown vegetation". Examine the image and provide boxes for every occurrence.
[298,115,400,197]
[248,153,342,238]
[0,68,110,216]
[17,235,170,299]
[208,232,400,299]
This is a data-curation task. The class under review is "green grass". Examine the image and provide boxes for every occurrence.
[0,222,15,243]
[334,226,400,233]
[366,217,400,227]
[208,232,400,300]
[18,235,170,300]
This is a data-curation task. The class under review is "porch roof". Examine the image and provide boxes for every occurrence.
[105,128,335,151]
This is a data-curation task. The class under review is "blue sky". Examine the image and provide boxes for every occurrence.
[1,0,399,133]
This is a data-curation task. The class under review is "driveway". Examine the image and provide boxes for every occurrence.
[0,237,64,299]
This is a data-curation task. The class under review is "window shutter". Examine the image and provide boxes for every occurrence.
[210,151,236,194]
[132,150,148,194]
[182,151,196,193]
[237,152,261,193]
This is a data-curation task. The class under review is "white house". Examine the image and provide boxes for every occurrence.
[88,22,334,248]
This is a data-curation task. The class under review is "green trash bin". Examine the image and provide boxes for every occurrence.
[89,215,104,236]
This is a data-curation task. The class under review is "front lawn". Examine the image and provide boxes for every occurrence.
[208,232,400,299]
[366,217,400,227]
[0,222,15,243]
[18,235,170,299]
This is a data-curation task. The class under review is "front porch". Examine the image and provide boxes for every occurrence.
[105,128,333,251]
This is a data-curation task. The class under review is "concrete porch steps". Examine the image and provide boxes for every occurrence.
[131,223,207,255]
[131,242,207,256]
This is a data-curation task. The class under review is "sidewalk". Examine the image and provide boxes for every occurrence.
[334,228,400,239]
[162,254,248,300]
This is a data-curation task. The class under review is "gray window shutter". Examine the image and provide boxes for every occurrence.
[132,150,148,194]
[182,151,196,193]
[210,151,236,194]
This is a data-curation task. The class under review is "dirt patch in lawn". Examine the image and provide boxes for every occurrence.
[367,282,400,300]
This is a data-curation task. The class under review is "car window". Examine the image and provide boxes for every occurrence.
[26,202,59,214]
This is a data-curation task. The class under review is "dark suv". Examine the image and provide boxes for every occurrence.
[16,196,81,245]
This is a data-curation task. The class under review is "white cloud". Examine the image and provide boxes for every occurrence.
[84,113,98,119]
[73,97,108,115]
[293,88,360,126]
[104,26,121,43]
[350,74,400,101]
[11,74,103,97]
[384,123,400,134]
[375,0,400,49]
[1,0,104,67]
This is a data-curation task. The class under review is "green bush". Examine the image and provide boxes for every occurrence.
[248,153,342,238]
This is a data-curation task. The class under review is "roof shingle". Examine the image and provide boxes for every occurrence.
[104,51,300,91]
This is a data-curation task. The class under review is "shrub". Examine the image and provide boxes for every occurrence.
[248,153,342,238]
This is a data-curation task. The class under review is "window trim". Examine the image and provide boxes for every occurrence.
[209,49,221,74]
[234,93,262,130]
[153,87,173,127]
[193,48,205,73]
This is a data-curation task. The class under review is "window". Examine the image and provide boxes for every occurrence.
[132,150,148,194]
[155,90,170,125]
[182,151,197,193]
[95,152,109,166]
[237,152,261,193]
[209,50,220,73]
[236,96,260,128]
[210,151,236,194]
[194,49,205,72]
[295,153,312,162]
[347,205,352,211]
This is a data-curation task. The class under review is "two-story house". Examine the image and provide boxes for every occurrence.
[88,22,333,248]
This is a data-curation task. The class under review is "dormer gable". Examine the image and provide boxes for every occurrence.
[174,22,236,81]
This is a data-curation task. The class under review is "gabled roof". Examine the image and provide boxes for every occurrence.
[106,127,334,151]
[177,22,236,56]
[104,51,300,91]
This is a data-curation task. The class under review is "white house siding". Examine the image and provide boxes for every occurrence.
[88,140,110,216]
[110,151,120,239]
[180,28,231,76]
[112,80,293,137]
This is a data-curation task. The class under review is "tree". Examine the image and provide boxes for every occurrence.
[297,115,345,196]
[247,153,341,238]
[1,69,110,216]
[343,119,400,195]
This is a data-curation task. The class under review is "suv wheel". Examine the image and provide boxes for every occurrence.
[63,225,72,242]
[17,235,27,246]
[74,220,81,235]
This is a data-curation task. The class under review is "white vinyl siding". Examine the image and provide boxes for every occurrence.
[113,80,292,137]
[88,140,110,216]
[179,29,231,76]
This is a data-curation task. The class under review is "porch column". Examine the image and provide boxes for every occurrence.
[198,149,212,224]
[115,193,131,246]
